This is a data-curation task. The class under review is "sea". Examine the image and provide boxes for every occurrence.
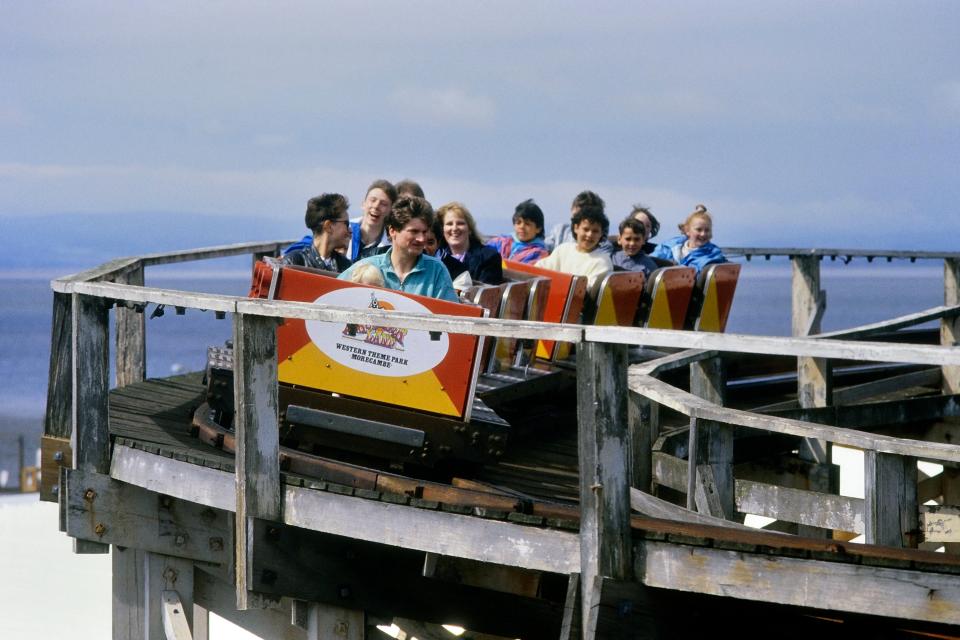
[0,257,947,488]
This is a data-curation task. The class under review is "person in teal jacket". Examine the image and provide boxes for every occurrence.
[651,204,727,274]
[338,196,458,303]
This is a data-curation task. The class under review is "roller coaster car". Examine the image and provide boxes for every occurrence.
[204,259,573,470]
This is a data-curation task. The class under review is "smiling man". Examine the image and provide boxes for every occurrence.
[338,195,458,302]
[347,179,398,261]
[536,204,613,294]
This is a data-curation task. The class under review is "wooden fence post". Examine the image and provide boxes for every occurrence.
[689,357,733,519]
[576,341,631,639]
[864,451,919,548]
[72,293,111,554]
[943,258,960,394]
[628,391,655,494]
[115,264,146,388]
[792,255,834,538]
[233,312,281,610]
[42,291,73,502]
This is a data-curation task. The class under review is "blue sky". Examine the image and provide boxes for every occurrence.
[1,1,958,249]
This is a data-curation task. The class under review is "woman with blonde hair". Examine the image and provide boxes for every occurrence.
[650,204,727,274]
[436,202,504,284]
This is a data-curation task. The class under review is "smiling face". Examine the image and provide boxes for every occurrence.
[513,217,541,243]
[573,220,604,253]
[423,228,439,256]
[389,217,429,260]
[618,226,647,257]
[684,215,713,248]
[362,187,392,230]
[443,211,469,252]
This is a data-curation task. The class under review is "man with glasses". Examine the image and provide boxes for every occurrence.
[281,193,354,273]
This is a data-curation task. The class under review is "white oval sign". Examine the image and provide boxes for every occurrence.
[305,287,449,377]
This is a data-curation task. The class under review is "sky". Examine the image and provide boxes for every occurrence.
[1,1,958,251]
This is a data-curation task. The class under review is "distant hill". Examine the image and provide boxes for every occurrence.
[0,212,301,270]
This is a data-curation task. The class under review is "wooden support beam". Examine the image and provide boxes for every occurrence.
[943,258,960,394]
[864,451,919,548]
[114,264,146,387]
[641,540,960,627]
[576,341,632,639]
[65,468,233,565]
[941,467,960,554]
[628,391,655,494]
[233,312,281,610]
[113,548,195,640]
[71,293,111,554]
[42,291,73,504]
[306,603,364,640]
[689,356,733,520]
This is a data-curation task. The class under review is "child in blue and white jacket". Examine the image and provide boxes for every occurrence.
[651,204,726,274]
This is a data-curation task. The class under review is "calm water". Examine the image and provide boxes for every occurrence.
[0,259,946,480]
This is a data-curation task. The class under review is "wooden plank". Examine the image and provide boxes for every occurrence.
[630,487,763,532]
[60,280,238,313]
[40,435,71,503]
[233,312,281,610]
[113,548,196,640]
[283,483,579,574]
[44,291,73,443]
[943,258,960,394]
[111,444,236,511]
[735,479,864,534]
[114,265,146,387]
[819,304,960,341]
[640,540,960,626]
[832,367,941,404]
[629,373,960,464]
[689,358,733,519]
[65,468,232,564]
[71,293,111,554]
[864,451,919,548]
[628,391,653,494]
[577,341,632,639]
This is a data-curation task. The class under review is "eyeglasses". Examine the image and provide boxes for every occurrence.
[332,218,350,226]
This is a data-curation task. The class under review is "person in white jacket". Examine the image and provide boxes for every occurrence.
[536,204,613,295]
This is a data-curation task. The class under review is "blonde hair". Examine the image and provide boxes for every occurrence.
[436,201,485,247]
[679,204,713,233]
[350,263,385,287]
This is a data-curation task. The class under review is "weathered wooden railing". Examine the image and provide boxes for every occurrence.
[45,241,960,634]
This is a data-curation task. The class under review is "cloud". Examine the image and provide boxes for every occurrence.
[388,87,496,128]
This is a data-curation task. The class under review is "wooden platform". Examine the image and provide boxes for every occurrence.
[92,372,960,638]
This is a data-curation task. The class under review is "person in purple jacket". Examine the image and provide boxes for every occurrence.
[486,199,550,264]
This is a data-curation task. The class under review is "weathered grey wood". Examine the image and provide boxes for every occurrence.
[233,312,281,610]
[944,468,960,554]
[111,444,235,511]
[44,291,73,443]
[833,367,941,405]
[735,479,864,534]
[630,349,718,376]
[66,468,232,564]
[630,487,764,532]
[72,293,111,555]
[307,603,364,640]
[628,391,654,493]
[864,451,919,548]
[137,240,292,267]
[689,358,733,519]
[192,600,210,640]
[283,484,579,574]
[631,373,960,464]
[559,573,581,640]
[819,305,960,340]
[114,265,146,387]
[922,505,960,543]
[685,417,698,511]
[640,540,960,626]
[112,548,195,640]
[943,258,960,394]
[194,568,304,640]
[58,280,238,313]
[577,341,632,640]
[113,546,147,640]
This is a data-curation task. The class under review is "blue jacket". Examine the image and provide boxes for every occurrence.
[650,235,727,274]
[283,221,385,262]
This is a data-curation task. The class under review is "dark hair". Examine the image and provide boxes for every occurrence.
[618,216,647,237]
[395,179,425,199]
[386,195,434,232]
[304,193,349,234]
[571,204,609,237]
[512,199,545,238]
[630,204,660,239]
[366,179,398,204]
[571,190,605,214]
